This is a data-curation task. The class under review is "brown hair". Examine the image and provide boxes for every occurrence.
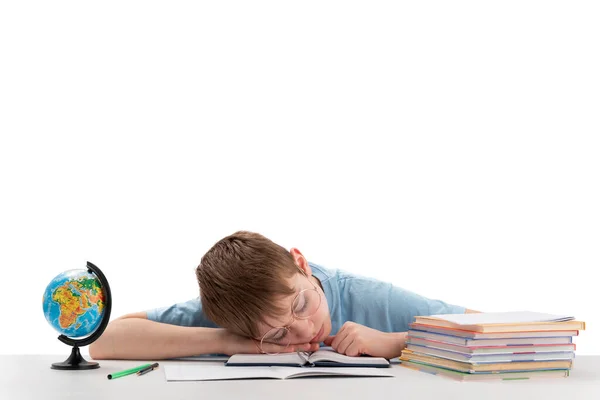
[196,231,298,338]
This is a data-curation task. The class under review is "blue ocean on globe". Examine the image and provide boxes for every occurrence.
[42,269,106,338]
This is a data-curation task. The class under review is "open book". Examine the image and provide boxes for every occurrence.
[226,347,390,368]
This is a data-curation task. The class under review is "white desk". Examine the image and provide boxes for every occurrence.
[1,355,599,400]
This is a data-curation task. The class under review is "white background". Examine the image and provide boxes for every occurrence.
[0,1,598,356]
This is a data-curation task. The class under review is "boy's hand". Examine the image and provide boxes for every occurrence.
[217,329,319,355]
[323,322,406,359]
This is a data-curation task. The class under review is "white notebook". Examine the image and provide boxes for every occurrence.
[164,364,394,381]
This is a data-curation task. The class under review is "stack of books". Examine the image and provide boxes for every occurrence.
[399,311,585,382]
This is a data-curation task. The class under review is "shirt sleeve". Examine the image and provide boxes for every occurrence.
[145,297,220,328]
[341,276,465,333]
[386,284,466,331]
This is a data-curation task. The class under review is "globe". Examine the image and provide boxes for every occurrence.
[42,262,112,370]
[43,269,106,338]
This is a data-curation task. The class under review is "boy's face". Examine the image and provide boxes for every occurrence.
[256,267,332,348]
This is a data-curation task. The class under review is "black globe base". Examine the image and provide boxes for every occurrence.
[51,346,99,370]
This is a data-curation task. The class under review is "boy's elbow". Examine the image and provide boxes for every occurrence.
[89,312,147,359]
[89,336,117,360]
[88,342,106,360]
[88,321,119,360]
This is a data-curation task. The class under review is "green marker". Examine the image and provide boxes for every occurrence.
[107,363,153,380]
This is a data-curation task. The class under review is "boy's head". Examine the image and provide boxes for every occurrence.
[196,231,331,347]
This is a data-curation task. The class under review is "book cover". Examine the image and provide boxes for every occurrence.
[424,311,575,325]
[407,328,575,346]
[413,311,585,333]
[406,344,575,363]
[399,349,573,372]
[409,323,579,339]
[406,337,576,354]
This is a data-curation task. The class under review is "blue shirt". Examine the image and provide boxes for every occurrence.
[146,262,465,334]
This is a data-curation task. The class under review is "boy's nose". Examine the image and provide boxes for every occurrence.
[292,319,315,343]
[303,319,316,341]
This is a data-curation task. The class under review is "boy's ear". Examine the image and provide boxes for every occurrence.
[289,248,311,277]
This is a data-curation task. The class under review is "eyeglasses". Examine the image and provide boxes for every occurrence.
[258,270,322,355]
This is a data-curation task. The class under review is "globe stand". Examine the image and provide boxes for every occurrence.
[51,261,112,371]
[52,346,99,370]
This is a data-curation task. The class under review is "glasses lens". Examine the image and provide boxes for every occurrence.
[292,289,321,319]
[260,327,290,354]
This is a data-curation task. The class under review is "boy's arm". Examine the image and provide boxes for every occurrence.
[89,312,318,360]
[465,308,482,313]
[89,312,224,360]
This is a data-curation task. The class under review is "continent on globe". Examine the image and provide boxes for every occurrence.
[51,278,105,330]
[43,269,106,338]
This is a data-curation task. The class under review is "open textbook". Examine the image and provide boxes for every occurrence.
[225,347,390,368]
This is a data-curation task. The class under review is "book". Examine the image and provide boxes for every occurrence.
[406,337,576,354]
[400,349,573,373]
[407,328,576,345]
[409,323,579,339]
[225,347,390,368]
[406,344,574,363]
[400,360,570,382]
[164,364,395,381]
[414,311,585,333]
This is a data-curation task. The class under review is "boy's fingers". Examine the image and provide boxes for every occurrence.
[323,335,334,345]
[335,334,353,355]
[329,333,343,350]
[301,343,319,352]
[346,341,364,357]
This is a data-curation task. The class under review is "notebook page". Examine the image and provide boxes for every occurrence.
[226,352,303,365]
[426,311,574,325]
[286,367,394,379]
[164,364,286,381]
